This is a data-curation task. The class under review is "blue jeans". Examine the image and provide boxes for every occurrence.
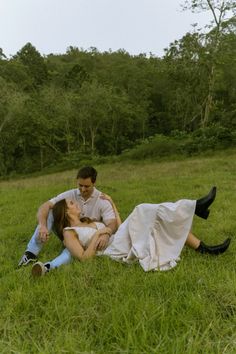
[26,210,72,269]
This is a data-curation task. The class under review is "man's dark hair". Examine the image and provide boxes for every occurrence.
[76,166,97,183]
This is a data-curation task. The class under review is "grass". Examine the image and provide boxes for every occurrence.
[1,153,236,353]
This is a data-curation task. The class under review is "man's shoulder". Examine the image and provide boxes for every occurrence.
[91,188,105,202]
[50,188,79,203]
[92,187,102,198]
[95,193,113,209]
[60,188,79,196]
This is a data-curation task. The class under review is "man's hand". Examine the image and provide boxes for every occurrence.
[94,233,110,251]
[38,225,50,243]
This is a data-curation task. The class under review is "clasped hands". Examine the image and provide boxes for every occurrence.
[94,226,112,251]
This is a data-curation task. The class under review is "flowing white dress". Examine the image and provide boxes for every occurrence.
[65,199,196,272]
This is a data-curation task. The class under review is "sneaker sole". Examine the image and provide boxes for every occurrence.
[32,262,46,277]
[18,258,38,267]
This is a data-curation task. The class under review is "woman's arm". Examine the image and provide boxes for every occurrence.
[63,228,109,261]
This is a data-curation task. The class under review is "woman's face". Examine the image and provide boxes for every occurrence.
[65,199,81,217]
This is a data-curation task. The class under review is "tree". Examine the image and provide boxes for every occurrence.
[0,48,7,59]
[0,77,28,174]
[70,81,113,154]
[181,0,236,126]
[163,32,210,131]
[0,59,34,90]
[14,43,48,87]
[63,64,89,89]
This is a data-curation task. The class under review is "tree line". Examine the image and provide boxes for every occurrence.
[0,0,235,176]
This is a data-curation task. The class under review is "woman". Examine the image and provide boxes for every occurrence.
[32,187,231,275]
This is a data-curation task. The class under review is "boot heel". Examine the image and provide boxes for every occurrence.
[201,209,210,219]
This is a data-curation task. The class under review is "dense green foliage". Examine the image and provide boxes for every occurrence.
[1,154,236,353]
[0,1,235,176]
[120,127,236,161]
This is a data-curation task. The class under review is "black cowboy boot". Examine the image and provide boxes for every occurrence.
[196,237,231,255]
[195,186,217,219]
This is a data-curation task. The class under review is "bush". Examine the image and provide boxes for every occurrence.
[184,125,236,155]
[120,134,186,160]
[119,126,236,161]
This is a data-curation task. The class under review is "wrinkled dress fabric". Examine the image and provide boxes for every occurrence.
[67,199,196,272]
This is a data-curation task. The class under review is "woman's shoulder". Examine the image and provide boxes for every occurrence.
[63,227,78,234]
[63,223,104,234]
[63,225,96,233]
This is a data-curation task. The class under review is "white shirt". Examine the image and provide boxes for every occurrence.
[49,187,115,223]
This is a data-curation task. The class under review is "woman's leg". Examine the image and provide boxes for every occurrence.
[31,248,72,277]
[47,248,72,269]
[185,231,231,255]
[185,232,201,249]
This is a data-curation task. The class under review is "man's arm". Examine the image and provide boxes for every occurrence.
[37,201,54,243]
[100,193,122,226]
[37,189,76,243]
[103,194,122,227]
[104,218,118,235]
[95,195,120,250]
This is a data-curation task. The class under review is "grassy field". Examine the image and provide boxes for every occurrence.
[0,152,236,354]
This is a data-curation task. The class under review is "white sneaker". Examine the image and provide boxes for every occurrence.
[31,262,49,277]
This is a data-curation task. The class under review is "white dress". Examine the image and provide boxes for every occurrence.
[65,199,196,272]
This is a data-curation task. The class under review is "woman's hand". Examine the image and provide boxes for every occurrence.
[100,193,113,204]
[94,227,112,250]
[95,233,110,251]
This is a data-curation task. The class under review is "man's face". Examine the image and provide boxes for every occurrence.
[77,177,94,199]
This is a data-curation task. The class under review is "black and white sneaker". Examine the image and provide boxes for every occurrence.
[18,251,37,267]
[32,262,50,277]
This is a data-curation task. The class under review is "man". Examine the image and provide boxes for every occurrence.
[18,166,117,274]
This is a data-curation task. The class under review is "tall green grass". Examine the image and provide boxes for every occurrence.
[1,153,236,353]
